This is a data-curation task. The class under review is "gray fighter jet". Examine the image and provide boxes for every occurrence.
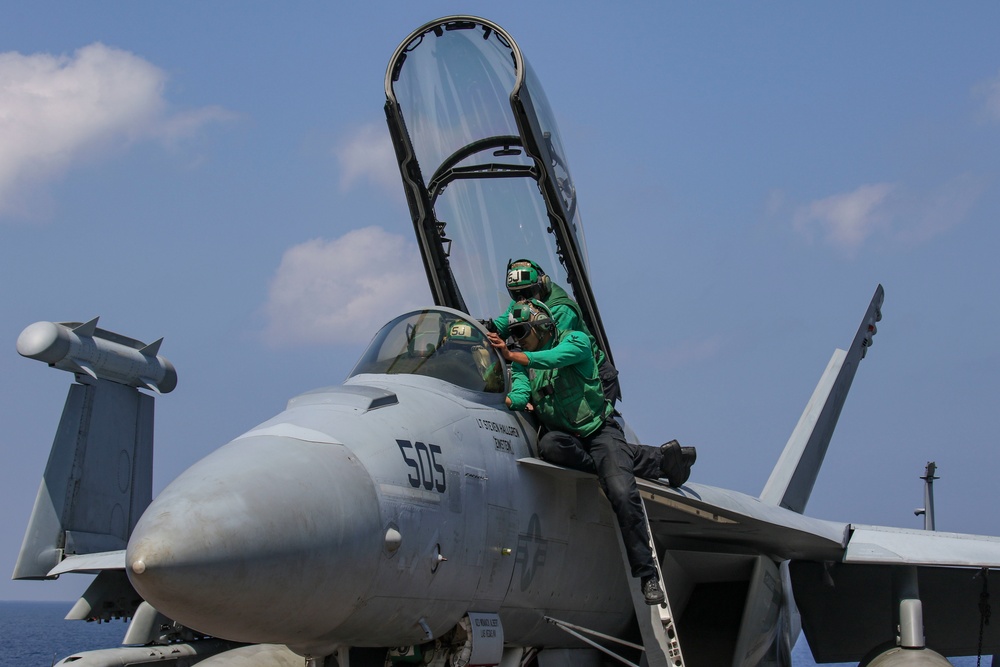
[13,15,1000,667]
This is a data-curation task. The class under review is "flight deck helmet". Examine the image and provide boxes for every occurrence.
[507,299,555,342]
[446,320,482,347]
[506,259,552,301]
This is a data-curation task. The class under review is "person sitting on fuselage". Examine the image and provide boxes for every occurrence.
[490,258,622,405]
[487,299,696,606]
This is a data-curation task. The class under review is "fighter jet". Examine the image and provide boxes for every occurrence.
[13,15,1000,667]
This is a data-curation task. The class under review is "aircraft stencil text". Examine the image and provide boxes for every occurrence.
[476,418,520,437]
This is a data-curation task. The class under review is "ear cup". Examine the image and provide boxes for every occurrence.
[525,260,551,300]
[538,273,551,300]
[532,312,555,336]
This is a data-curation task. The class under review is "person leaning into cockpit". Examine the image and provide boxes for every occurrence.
[487,299,696,606]
[487,259,621,405]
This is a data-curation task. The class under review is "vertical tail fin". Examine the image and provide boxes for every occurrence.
[759,285,883,513]
[13,377,154,579]
[12,320,170,580]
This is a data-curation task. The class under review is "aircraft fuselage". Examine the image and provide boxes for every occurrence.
[126,371,636,656]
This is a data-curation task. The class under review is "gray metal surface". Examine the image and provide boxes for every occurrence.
[13,376,154,580]
[846,524,1000,567]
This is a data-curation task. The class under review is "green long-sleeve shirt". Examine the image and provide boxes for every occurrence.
[507,330,610,437]
[493,282,607,368]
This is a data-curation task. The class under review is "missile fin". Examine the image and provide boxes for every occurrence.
[140,338,163,357]
[139,377,162,394]
[76,362,99,380]
[74,317,100,338]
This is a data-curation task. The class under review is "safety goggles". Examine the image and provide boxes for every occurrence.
[508,284,540,300]
[509,322,534,341]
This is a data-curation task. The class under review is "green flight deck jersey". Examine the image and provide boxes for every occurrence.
[493,282,607,370]
[506,329,611,438]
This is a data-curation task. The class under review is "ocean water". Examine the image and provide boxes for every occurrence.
[0,600,992,666]
[0,601,130,666]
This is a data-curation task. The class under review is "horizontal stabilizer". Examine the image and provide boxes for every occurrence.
[48,549,126,576]
[759,285,884,513]
[845,524,1000,568]
[792,524,1000,662]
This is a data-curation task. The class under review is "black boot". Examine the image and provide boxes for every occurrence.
[660,440,697,488]
[641,576,666,605]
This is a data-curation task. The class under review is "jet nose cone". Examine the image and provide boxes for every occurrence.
[127,435,382,643]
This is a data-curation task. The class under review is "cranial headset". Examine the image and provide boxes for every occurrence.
[508,299,555,341]
[506,258,552,300]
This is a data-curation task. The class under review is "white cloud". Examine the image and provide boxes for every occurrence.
[793,183,895,252]
[0,43,232,218]
[973,69,1000,123]
[896,173,985,246]
[261,226,430,346]
[792,176,985,253]
[336,123,402,197]
[154,105,236,144]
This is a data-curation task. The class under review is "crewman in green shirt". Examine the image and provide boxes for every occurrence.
[488,299,696,605]
[490,259,621,404]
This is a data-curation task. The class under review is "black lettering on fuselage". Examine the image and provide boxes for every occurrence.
[395,439,446,493]
[475,418,521,438]
[493,436,512,453]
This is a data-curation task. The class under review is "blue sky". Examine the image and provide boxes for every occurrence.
[1,1,998,612]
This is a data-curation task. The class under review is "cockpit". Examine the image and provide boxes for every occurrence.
[349,308,505,394]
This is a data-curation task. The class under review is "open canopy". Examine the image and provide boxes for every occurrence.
[384,16,613,364]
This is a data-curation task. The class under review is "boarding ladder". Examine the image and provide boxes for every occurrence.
[545,501,685,667]
[620,502,686,667]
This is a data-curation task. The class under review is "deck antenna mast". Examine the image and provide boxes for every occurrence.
[914,461,938,531]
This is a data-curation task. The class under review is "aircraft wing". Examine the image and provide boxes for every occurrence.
[521,456,1000,661]
[637,478,849,561]
[519,457,849,561]
[521,457,1000,567]
[647,480,1000,660]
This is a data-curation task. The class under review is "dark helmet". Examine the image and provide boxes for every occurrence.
[506,259,552,301]
[507,299,555,341]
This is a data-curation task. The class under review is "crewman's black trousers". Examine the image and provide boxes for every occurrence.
[538,420,659,580]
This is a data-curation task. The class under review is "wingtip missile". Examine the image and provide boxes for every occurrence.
[16,319,177,393]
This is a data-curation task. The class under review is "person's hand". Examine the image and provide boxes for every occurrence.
[487,332,510,361]
[505,395,533,412]
[489,331,529,366]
